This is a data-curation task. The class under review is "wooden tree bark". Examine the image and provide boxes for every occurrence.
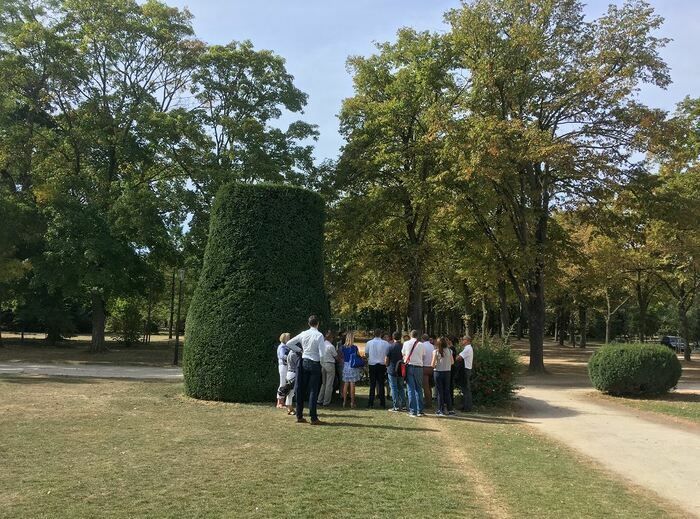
[578,305,587,349]
[89,292,107,353]
[498,280,510,337]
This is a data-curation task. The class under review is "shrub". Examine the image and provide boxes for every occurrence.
[588,343,682,397]
[108,298,142,346]
[470,336,520,406]
[183,183,328,402]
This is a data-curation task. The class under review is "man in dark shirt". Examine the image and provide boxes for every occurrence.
[385,331,407,411]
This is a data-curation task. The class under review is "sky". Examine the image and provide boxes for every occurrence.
[167,0,700,163]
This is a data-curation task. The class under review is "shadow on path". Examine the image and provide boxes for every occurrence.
[517,395,580,419]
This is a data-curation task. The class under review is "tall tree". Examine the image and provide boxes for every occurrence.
[442,0,670,372]
[335,29,454,331]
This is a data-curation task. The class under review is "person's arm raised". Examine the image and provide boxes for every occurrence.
[286,332,303,353]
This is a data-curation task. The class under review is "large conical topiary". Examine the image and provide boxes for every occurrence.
[183,183,328,402]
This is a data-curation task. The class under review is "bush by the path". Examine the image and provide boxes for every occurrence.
[184,183,328,402]
[471,339,520,406]
[588,343,682,397]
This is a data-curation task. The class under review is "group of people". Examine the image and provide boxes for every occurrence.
[275,315,474,424]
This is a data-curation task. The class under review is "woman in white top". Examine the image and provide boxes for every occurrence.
[431,337,455,416]
[276,333,291,408]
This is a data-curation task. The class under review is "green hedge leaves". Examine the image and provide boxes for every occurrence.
[588,343,682,397]
[184,183,328,402]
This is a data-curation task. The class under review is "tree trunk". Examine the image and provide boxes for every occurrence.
[678,299,692,361]
[481,295,488,341]
[635,275,651,342]
[168,270,176,339]
[569,312,576,348]
[408,272,423,333]
[90,292,107,353]
[498,280,510,337]
[526,278,546,373]
[604,316,611,345]
[558,314,565,346]
[516,302,523,340]
[578,305,587,349]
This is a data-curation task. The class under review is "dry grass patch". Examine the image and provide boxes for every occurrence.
[0,377,685,518]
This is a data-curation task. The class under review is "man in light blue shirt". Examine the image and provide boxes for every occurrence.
[364,329,391,408]
[287,315,325,424]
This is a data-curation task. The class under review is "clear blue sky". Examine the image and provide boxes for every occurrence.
[168,0,700,163]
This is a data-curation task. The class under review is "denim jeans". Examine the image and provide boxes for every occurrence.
[406,365,424,415]
[296,359,322,421]
[387,373,406,409]
[434,370,451,413]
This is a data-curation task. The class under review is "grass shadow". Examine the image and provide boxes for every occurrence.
[427,414,528,425]
[323,421,439,432]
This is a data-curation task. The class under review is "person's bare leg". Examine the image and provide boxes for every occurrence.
[342,382,348,407]
[351,383,356,408]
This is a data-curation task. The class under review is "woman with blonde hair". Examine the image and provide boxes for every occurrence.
[276,332,291,408]
[341,331,362,408]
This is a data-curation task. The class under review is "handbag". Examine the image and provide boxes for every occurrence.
[348,346,365,368]
[400,340,419,378]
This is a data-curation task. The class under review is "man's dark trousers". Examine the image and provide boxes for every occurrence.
[296,359,322,421]
[368,364,387,407]
[461,367,473,411]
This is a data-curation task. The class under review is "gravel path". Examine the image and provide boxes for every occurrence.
[519,385,700,518]
[0,362,182,380]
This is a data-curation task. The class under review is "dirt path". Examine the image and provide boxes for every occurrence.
[518,385,700,518]
[0,362,182,380]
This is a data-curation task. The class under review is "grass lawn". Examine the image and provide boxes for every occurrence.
[593,392,700,425]
[0,377,685,518]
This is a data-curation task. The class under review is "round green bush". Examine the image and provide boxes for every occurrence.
[588,343,682,397]
[183,183,329,402]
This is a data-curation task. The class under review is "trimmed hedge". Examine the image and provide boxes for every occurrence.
[183,183,328,402]
[471,341,520,406]
[588,343,682,397]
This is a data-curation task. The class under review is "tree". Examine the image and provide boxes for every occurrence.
[335,29,454,331]
[648,97,700,360]
[442,0,670,372]
[26,0,197,351]
[183,40,318,270]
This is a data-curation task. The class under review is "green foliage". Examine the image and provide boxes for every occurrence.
[588,344,682,397]
[184,183,328,402]
[470,337,520,406]
[108,298,143,346]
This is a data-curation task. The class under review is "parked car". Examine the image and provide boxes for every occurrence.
[660,336,686,353]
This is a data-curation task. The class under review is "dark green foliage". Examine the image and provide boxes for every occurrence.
[108,298,143,346]
[184,183,328,402]
[471,341,520,406]
[588,344,682,397]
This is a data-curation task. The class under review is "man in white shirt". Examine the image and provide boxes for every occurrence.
[457,336,474,412]
[365,329,391,408]
[317,330,337,407]
[402,330,425,417]
[286,315,325,424]
[421,334,435,409]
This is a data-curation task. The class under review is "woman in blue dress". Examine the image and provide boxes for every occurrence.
[341,331,361,408]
